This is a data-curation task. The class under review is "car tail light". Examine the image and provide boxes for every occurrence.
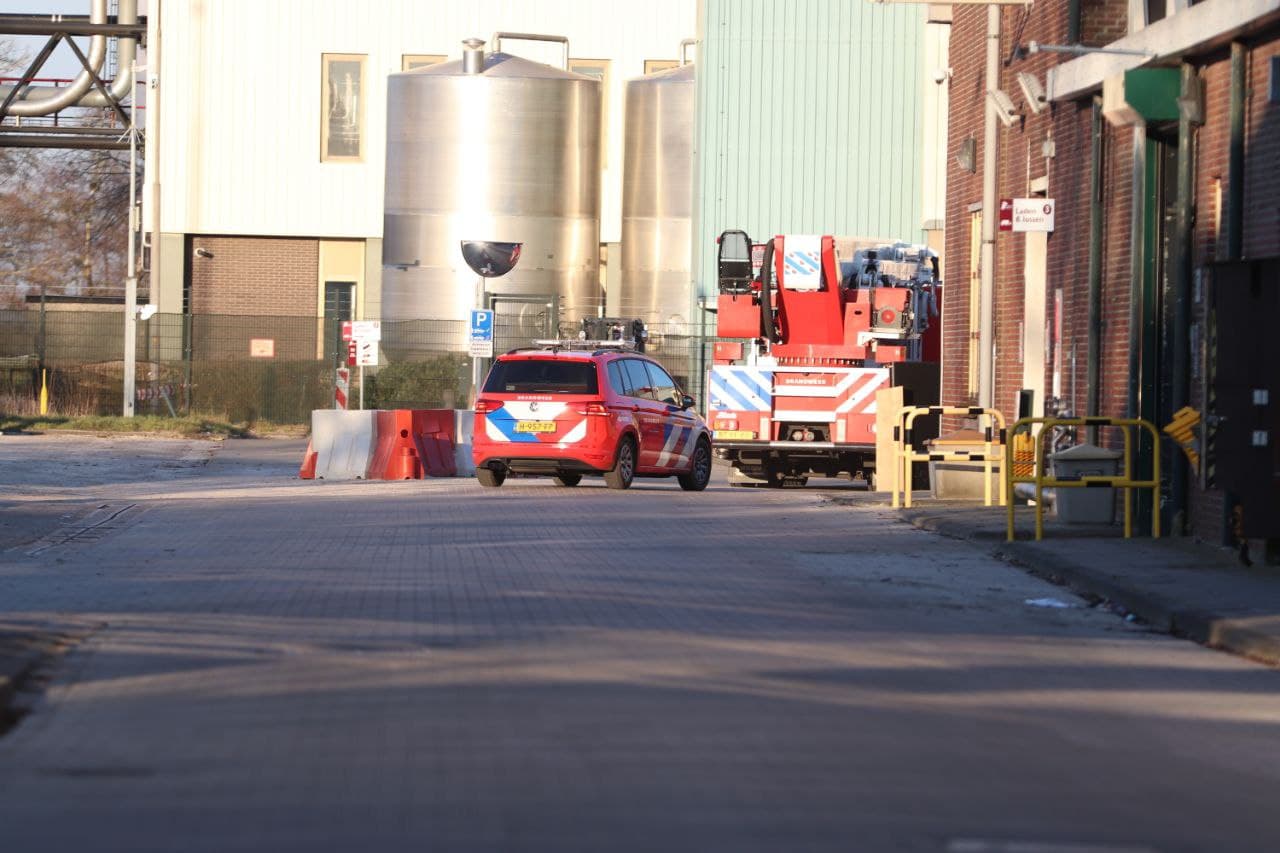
[575,401,610,416]
[474,399,499,414]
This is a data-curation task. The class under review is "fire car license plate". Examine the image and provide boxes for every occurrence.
[515,420,556,433]
[715,429,755,440]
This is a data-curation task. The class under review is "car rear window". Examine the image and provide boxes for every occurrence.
[483,358,600,394]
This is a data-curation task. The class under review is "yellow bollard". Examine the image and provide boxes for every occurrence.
[39,368,49,415]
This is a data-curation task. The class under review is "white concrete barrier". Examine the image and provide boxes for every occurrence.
[453,409,475,477]
[311,410,377,480]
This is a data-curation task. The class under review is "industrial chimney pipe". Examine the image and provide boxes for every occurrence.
[462,38,485,74]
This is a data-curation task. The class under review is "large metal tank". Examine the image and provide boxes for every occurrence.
[618,62,695,329]
[382,39,602,340]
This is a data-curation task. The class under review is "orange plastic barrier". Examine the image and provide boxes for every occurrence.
[367,410,421,480]
[298,440,318,479]
[363,409,457,480]
[411,409,457,478]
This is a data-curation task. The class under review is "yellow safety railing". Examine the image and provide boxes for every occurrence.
[892,406,1007,509]
[1005,416,1161,542]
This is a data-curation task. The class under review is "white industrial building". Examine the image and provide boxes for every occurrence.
[132,0,948,342]
[143,0,697,325]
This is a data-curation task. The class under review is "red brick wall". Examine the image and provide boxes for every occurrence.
[1242,40,1280,258]
[1184,38,1280,539]
[941,7,986,414]
[943,4,1280,542]
[944,2,1131,425]
[188,236,320,317]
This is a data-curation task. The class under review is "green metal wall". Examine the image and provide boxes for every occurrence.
[693,0,927,302]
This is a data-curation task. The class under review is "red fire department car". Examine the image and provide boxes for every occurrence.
[472,343,713,491]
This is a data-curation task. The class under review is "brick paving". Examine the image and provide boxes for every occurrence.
[0,440,1278,851]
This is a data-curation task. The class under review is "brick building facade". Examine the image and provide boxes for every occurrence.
[943,1,1280,546]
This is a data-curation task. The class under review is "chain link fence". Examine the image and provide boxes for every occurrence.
[1,308,722,424]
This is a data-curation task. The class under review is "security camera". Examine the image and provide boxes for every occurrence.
[194,247,213,259]
[987,88,1021,127]
[1017,72,1047,114]
[933,67,953,85]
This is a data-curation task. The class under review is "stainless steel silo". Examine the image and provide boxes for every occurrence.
[619,62,695,329]
[382,38,602,341]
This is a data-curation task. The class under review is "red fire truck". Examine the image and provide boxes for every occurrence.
[709,231,941,487]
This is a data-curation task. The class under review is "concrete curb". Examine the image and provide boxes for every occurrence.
[903,512,1280,668]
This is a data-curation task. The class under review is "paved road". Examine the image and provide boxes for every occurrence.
[1,437,1278,852]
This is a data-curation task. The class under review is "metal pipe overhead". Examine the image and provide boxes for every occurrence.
[0,15,145,37]
[0,0,138,116]
[490,32,570,70]
[0,0,106,116]
[0,133,129,149]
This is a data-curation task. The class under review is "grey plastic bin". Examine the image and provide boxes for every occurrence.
[1050,443,1122,524]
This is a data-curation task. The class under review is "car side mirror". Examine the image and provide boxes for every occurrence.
[680,393,695,410]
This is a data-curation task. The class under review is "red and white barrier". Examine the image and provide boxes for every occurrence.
[302,408,459,480]
[334,368,350,410]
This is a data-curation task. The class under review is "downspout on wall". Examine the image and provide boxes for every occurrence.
[978,6,1000,409]
[1086,96,1104,442]
[1126,127,1146,423]
[1169,62,1199,534]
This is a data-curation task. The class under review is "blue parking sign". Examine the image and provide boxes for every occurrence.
[470,310,493,341]
[469,310,494,357]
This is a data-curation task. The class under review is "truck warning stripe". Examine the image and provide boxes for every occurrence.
[709,366,773,413]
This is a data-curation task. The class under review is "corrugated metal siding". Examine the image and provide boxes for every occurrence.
[693,0,929,298]
[158,0,696,241]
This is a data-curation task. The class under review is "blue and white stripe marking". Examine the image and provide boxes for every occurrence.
[656,424,693,468]
[709,366,773,412]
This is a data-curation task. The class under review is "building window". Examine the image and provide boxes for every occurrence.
[321,53,366,162]
[568,58,610,166]
[402,54,446,72]
[644,59,679,75]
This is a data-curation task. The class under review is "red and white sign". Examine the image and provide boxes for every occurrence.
[999,198,1015,232]
[341,320,381,342]
[249,338,275,358]
[346,340,358,367]
[1006,198,1055,232]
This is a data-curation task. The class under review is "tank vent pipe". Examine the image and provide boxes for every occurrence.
[462,39,486,74]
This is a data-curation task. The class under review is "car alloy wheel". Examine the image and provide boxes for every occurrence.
[678,438,712,492]
[604,437,635,490]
